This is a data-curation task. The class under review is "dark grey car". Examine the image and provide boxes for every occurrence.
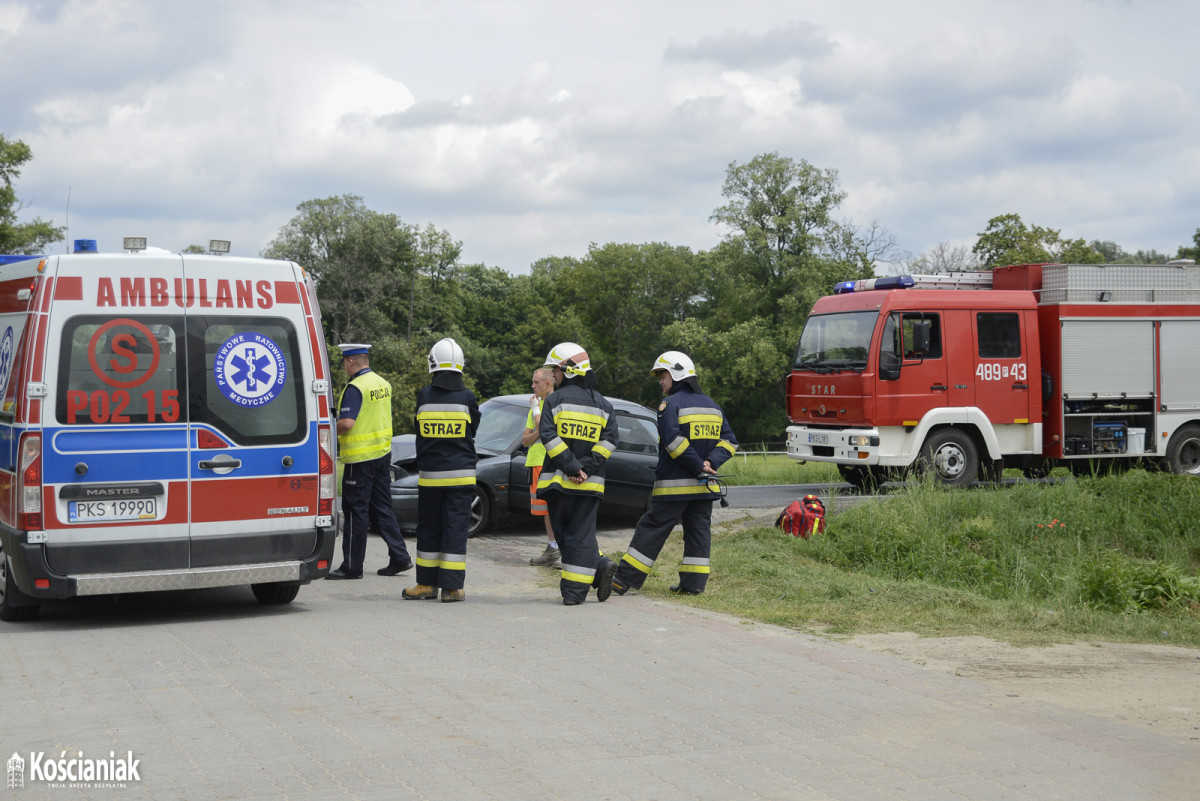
[390,394,660,537]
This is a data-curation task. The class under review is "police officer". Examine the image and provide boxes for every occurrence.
[403,338,480,603]
[536,342,620,605]
[612,351,737,596]
[328,343,414,580]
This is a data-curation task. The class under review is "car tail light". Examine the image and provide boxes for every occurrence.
[317,424,334,515]
[19,432,42,530]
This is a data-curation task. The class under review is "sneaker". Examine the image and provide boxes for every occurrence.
[668,584,702,596]
[441,588,465,603]
[595,559,617,602]
[530,544,562,567]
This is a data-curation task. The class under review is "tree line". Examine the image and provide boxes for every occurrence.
[3,134,1199,443]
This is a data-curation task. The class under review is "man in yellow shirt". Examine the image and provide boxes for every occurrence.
[524,367,560,567]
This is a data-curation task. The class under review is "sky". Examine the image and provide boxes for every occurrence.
[2,0,1198,273]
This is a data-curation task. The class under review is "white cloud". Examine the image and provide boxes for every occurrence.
[4,0,1200,267]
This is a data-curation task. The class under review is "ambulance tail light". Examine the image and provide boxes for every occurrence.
[317,424,335,515]
[18,433,42,530]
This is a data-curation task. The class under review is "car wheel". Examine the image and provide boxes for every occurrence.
[467,485,491,538]
[251,582,300,605]
[916,428,978,488]
[0,542,40,622]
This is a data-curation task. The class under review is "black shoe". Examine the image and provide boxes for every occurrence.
[595,559,617,602]
[326,568,363,580]
[377,560,414,576]
[668,584,701,595]
[562,598,582,606]
[611,577,629,596]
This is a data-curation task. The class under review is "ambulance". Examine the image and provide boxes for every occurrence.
[0,242,338,621]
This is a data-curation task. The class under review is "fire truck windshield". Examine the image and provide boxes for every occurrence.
[794,311,877,373]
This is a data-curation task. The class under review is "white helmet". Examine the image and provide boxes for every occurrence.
[427,337,465,373]
[544,342,591,376]
[651,351,696,381]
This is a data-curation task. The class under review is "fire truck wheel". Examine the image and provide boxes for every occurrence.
[251,582,301,605]
[0,547,41,622]
[918,429,979,488]
[1165,424,1200,476]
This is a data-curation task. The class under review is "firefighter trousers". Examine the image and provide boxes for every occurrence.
[414,485,472,590]
[614,498,713,593]
[340,454,412,575]
[546,492,611,604]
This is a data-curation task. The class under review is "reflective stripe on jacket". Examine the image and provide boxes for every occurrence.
[415,384,480,487]
[536,385,618,499]
[651,385,738,500]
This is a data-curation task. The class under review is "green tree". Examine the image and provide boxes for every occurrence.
[1178,228,1200,262]
[262,195,416,348]
[0,134,64,254]
[972,213,1103,267]
[709,153,874,326]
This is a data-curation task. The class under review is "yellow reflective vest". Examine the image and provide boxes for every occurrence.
[338,370,393,463]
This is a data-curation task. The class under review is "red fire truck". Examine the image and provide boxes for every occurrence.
[785,262,1200,488]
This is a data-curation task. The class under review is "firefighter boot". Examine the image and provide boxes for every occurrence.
[441,588,466,603]
[402,584,439,600]
[594,558,617,602]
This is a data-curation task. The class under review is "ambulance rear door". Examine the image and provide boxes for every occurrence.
[181,255,325,569]
[44,254,192,575]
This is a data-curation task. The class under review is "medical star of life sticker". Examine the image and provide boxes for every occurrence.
[213,331,288,408]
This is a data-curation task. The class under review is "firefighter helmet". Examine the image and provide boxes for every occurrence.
[544,342,591,376]
[651,351,696,381]
[427,337,465,373]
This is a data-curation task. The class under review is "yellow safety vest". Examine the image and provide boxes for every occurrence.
[338,371,393,463]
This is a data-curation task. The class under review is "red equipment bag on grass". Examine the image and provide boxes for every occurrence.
[775,494,826,539]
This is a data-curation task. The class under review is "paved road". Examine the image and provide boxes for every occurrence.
[3,509,1197,801]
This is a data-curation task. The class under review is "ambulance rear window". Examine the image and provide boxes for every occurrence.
[56,316,184,425]
[188,317,305,445]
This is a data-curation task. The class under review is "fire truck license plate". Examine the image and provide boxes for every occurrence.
[69,498,159,522]
[808,433,829,445]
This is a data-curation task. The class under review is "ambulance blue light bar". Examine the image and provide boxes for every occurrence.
[833,275,915,294]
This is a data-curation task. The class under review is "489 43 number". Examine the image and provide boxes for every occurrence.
[975,362,1027,382]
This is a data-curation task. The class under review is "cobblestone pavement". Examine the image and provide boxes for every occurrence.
[3,512,1197,800]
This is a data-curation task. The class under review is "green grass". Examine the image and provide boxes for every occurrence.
[718,452,841,485]
[626,469,1200,647]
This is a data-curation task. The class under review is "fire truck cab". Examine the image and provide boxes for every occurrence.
[785,263,1200,488]
[0,244,339,621]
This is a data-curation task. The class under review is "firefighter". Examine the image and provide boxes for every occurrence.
[611,351,737,596]
[536,342,620,605]
[403,338,481,603]
[328,343,414,580]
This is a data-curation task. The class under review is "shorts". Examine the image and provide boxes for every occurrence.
[529,465,548,517]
